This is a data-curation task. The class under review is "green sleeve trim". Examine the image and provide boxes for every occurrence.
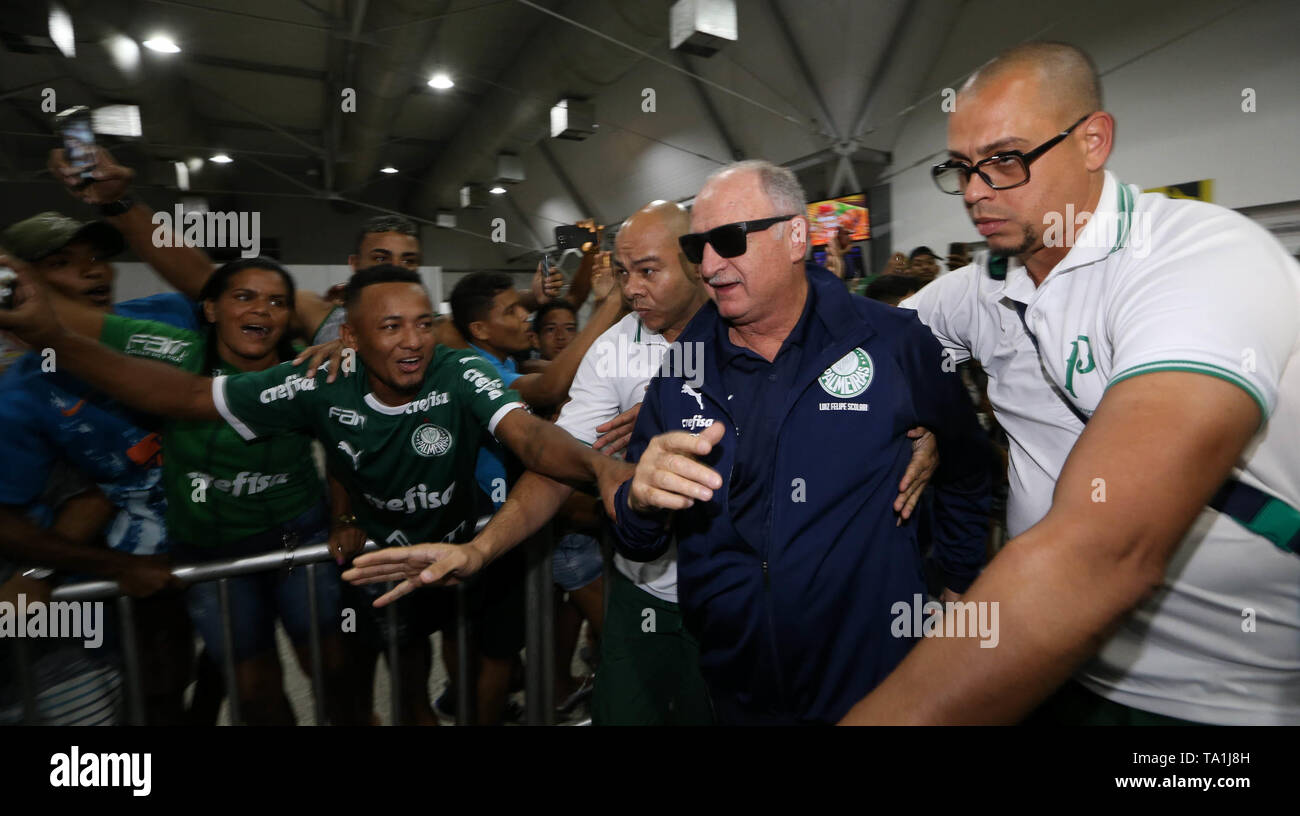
[1107,360,1269,424]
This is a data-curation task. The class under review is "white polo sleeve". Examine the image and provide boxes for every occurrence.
[1105,206,1300,421]
[554,331,626,446]
[900,264,978,365]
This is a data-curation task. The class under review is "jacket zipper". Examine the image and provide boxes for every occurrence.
[763,557,779,687]
[761,495,787,708]
[755,336,869,713]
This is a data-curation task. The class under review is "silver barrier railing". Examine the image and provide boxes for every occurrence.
[12,515,564,726]
[524,526,556,725]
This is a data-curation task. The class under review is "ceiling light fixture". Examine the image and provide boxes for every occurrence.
[380,166,398,174]
[550,99,596,140]
[427,73,454,90]
[48,3,75,58]
[489,185,507,195]
[210,153,233,164]
[106,34,141,72]
[143,36,181,53]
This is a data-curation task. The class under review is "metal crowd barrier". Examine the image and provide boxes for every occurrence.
[13,515,565,726]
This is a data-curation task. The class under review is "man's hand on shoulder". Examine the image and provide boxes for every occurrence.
[292,338,352,384]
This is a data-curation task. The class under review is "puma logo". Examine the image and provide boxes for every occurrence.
[681,383,703,411]
[337,440,363,470]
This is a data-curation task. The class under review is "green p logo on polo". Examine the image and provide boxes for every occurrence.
[1064,335,1095,398]
[819,348,874,398]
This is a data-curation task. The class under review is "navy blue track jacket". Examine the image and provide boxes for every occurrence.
[613,265,992,724]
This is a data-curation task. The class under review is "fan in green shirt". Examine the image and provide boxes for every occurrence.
[91,260,326,555]
[0,262,636,724]
[99,313,322,551]
[0,263,633,538]
[17,256,359,725]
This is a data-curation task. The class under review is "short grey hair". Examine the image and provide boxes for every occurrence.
[708,159,806,215]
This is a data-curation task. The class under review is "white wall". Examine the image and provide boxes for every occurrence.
[0,182,526,271]
[112,263,449,310]
[886,0,1300,256]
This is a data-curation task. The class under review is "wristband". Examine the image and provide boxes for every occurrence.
[98,197,134,217]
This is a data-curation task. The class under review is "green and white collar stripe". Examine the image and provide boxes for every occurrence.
[982,175,1135,282]
[1111,180,1135,253]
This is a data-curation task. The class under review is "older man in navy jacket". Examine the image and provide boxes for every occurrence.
[613,160,992,724]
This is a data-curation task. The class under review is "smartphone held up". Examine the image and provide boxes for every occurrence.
[54,106,98,186]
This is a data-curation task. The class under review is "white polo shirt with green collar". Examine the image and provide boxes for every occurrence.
[903,170,1300,724]
[555,312,680,603]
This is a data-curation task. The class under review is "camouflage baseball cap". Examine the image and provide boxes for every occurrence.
[0,212,125,263]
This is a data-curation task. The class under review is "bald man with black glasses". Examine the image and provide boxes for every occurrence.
[846,41,1300,726]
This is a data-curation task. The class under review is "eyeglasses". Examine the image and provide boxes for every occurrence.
[678,214,798,264]
[931,114,1091,195]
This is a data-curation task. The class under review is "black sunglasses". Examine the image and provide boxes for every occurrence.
[931,113,1092,195]
[678,214,798,264]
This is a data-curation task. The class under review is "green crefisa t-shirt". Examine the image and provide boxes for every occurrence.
[212,345,525,548]
[100,315,325,550]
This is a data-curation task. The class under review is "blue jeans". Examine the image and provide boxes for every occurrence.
[552,532,603,592]
[183,505,340,663]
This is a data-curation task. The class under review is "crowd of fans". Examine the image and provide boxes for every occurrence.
[2,42,1294,729]
[0,141,993,725]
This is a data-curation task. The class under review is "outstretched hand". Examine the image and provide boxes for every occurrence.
[627,422,725,514]
[341,542,486,606]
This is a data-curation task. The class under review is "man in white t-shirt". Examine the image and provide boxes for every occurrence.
[344,200,939,723]
[843,42,1300,725]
